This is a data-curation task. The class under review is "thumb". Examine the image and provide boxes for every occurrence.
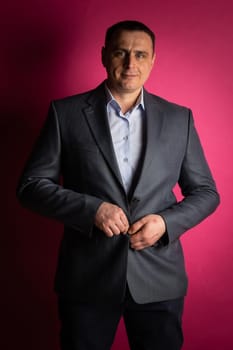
[128,218,145,235]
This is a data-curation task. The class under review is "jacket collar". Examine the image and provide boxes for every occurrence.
[83,83,165,197]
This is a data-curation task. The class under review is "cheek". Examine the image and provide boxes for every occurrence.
[112,66,122,77]
[142,65,153,77]
[107,65,118,77]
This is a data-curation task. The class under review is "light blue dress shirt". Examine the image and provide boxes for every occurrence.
[105,87,145,194]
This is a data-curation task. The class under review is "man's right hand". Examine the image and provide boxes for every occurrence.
[95,202,129,237]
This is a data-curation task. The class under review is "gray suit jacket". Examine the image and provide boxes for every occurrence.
[17,83,220,303]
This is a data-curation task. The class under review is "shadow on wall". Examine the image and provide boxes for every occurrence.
[0,2,88,349]
[1,3,84,114]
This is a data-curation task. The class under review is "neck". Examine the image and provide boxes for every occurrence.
[107,85,142,114]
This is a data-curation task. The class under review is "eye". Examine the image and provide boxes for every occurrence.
[135,52,147,59]
[113,50,126,58]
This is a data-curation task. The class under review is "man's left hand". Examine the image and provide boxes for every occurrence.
[128,214,166,250]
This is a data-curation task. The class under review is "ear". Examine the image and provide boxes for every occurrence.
[101,47,106,67]
[151,52,156,67]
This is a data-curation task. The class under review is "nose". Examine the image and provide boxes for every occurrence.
[123,53,136,68]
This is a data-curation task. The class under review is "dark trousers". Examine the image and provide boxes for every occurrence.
[58,287,184,350]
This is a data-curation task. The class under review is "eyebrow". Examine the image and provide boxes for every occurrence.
[112,48,149,54]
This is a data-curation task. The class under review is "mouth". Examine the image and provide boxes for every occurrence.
[121,73,138,79]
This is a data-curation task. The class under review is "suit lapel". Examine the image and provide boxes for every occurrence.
[82,85,165,197]
[133,90,165,196]
[83,84,125,189]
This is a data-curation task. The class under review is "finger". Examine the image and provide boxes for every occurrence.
[104,221,122,235]
[129,231,143,244]
[110,224,121,235]
[103,219,125,236]
[130,240,146,251]
[114,219,125,232]
[111,213,128,233]
[119,219,129,234]
[104,227,114,237]
[130,229,157,245]
[128,218,145,235]
[130,237,155,250]
[119,212,129,228]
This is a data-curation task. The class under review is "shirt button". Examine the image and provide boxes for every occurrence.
[123,136,128,141]
[123,158,128,162]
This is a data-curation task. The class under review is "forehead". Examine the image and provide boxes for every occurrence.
[109,30,153,51]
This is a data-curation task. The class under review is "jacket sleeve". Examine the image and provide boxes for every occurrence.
[159,110,220,243]
[16,102,103,236]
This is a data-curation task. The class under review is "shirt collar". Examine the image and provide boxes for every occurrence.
[104,83,145,111]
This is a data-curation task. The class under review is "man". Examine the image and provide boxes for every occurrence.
[17,20,220,350]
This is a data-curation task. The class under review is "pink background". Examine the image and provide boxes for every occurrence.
[1,0,233,349]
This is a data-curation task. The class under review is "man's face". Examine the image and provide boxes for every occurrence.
[102,30,155,95]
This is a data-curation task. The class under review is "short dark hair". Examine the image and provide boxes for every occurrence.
[104,20,155,51]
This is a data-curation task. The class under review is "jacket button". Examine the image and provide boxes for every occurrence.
[132,198,140,203]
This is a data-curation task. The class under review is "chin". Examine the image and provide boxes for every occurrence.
[122,85,140,92]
